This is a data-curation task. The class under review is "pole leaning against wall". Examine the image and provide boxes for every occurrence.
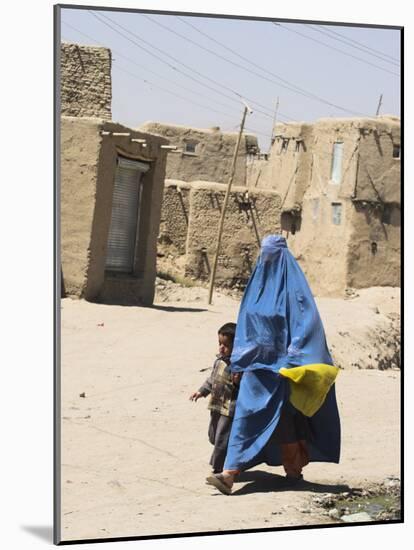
[207,104,252,305]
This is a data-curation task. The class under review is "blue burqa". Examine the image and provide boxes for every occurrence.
[224,235,341,471]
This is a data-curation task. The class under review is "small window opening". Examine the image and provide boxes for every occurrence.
[184,141,198,154]
[330,142,344,184]
[280,139,289,154]
[312,198,320,222]
[281,211,302,235]
[392,145,400,159]
[295,140,303,153]
[331,202,342,225]
[381,204,392,224]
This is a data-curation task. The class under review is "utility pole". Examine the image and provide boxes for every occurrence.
[271,96,279,144]
[208,104,252,305]
[376,93,383,116]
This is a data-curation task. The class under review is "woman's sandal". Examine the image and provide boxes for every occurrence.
[205,474,233,495]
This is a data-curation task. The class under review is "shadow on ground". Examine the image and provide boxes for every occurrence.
[21,525,53,542]
[232,470,350,496]
[149,304,208,313]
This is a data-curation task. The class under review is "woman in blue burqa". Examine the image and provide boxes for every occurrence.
[206,235,341,495]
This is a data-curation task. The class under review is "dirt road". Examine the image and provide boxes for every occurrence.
[60,289,400,541]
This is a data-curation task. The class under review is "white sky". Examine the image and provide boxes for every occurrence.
[60,7,401,151]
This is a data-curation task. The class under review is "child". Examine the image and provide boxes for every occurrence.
[189,322,240,474]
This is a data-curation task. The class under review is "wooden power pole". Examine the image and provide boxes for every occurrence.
[208,105,251,305]
[376,93,383,116]
[271,96,279,143]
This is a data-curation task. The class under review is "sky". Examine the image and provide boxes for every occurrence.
[60,7,401,152]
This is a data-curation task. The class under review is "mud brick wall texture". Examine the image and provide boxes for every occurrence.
[158,180,191,256]
[184,182,281,287]
[61,43,112,120]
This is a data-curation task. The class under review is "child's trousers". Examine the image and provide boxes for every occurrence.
[208,411,233,472]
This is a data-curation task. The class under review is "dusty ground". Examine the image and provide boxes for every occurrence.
[60,285,400,541]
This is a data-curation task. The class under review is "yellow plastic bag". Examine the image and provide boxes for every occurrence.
[279,364,339,417]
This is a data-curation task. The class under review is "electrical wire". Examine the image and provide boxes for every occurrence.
[88,10,280,121]
[306,24,400,67]
[274,23,400,77]
[312,24,399,63]
[143,13,366,117]
[111,64,243,120]
[61,20,270,120]
[61,23,272,140]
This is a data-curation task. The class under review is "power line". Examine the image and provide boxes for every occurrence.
[61,23,272,140]
[61,20,268,120]
[111,67,275,139]
[145,14,316,113]
[87,12,248,109]
[313,24,399,63]
[88,10,281,122]
[176,15,370,118]
[144,13,365,117]
[308,24,400,67]
[112,64,244,120]
[273,23,400,77]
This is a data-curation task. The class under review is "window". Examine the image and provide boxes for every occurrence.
[281,211,302,234]
[393,144,400,159]
[330,142,344,184]
[381,204,400,226]
[382,204,392,224]
[295,139,304,152]
[280,139,289,154]
[184,141,198,154]
[105,157,150,273]
[312,198,320,222]
[331,202,342,225]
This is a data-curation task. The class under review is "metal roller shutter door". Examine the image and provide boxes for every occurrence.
[105,158,150,272]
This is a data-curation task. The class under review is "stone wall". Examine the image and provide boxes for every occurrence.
[61,42,112,120]
[184,182,281,287]
[138,122,258,186]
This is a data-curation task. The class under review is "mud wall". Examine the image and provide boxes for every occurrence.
[346,202,401,289]
[345,117,401,288]
[61,116,168,304]
[61,43,112,120]
[353,117,400,203]
[256,122,313,211]
[283,119,360,295]
[260,116,400,296]
[158,180,191,255]
[246,157,269,188]
[61,117,101,298]
[184,182,281,287]
[138,122,258,186]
